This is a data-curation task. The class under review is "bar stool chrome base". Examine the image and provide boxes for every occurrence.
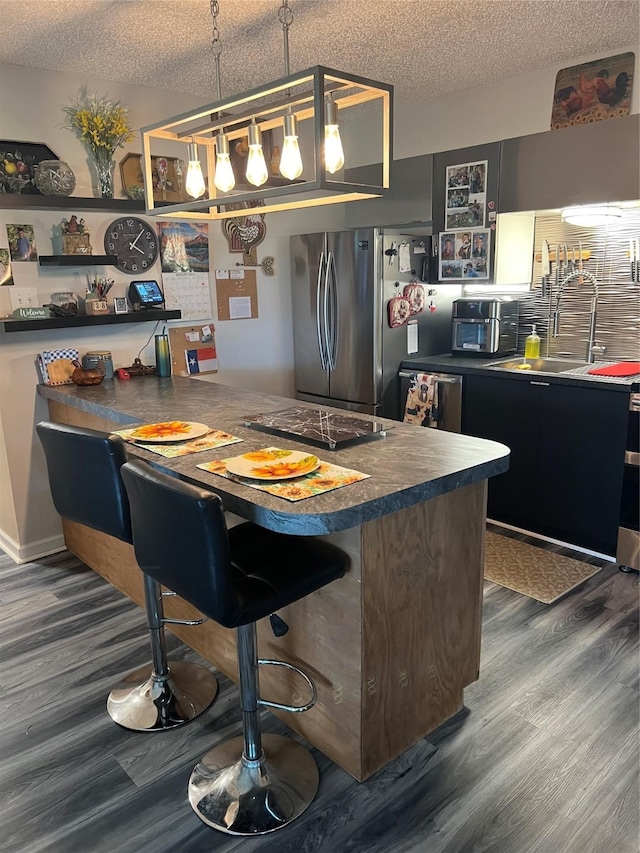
[188,733,319,835]
[107,661,218,732]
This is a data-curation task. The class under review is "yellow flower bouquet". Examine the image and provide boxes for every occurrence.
[64,90,135,197]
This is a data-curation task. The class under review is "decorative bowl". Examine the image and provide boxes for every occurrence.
[71,361,105,386]
[34,160,76,196]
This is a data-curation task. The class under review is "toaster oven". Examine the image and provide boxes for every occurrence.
[451,297,519,356]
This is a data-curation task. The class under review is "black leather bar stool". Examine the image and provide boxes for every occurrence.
[120,457,349,836]
[36,421,218,731]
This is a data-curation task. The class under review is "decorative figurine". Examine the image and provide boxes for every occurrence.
[61,215,92,255]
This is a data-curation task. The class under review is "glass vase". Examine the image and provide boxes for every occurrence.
[93,153,115,198]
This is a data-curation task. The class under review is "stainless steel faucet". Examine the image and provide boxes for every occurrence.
[552,246,600,363]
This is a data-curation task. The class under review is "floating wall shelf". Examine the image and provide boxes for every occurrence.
[0,195,145,213]
[38,255,117,267]
[0,309,181,334]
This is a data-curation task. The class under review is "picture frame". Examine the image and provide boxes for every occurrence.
[119,153,185,202]
[113,296,129,314]
[551,52,634,130]
[0,140,59,194]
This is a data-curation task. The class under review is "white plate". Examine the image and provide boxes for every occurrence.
[128,421,210,443]
[225,449,320,481]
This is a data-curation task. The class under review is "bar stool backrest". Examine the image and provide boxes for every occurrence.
[121,459,241,627]
[37,421,132,543]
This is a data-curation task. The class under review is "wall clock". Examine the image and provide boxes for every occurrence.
[104,217,158,274]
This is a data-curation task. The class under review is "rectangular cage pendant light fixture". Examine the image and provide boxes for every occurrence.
[140,65,393,221]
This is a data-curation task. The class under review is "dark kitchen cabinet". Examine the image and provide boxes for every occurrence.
[462,374,628,556]
[344,155,433,229]
[499,113,639,213]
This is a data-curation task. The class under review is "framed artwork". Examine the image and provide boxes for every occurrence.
[7,223,37,262]
[0,249,14,285]
[551,52,634,130]
[439,229,490,281]
[0,140,58,194]
[445,160,487,230]
[113,296,129,314]
[119,153,185,202]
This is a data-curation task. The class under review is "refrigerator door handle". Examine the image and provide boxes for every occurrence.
[326,250,338,371]
[316,251,328,370]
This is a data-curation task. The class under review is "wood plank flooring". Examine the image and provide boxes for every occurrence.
[0,535,637,853]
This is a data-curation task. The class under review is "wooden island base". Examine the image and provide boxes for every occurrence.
[48,398,488,782]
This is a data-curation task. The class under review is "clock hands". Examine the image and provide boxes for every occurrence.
[128,229,146,254]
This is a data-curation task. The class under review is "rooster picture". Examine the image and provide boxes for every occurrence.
[221,199,266,266]
[551,52,634,129]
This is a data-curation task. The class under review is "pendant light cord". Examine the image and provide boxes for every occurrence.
[278,0,294,77]
[210,0,222,102]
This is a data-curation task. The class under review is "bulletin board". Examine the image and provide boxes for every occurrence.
[215,269,258,320]
[168,323,218,377]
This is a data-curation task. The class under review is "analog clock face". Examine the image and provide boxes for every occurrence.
[104,217,158,274]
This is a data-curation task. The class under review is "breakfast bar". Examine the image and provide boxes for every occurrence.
[38,377,509,782]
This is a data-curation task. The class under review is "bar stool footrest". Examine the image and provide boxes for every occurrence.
[257,658,317,713]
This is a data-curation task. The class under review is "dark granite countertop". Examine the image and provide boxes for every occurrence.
[37,377,509,535]
[400,353,639,393]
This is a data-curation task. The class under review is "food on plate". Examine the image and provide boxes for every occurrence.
[130,421,194,440]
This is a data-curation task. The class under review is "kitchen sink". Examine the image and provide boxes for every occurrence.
[489,357,589,374]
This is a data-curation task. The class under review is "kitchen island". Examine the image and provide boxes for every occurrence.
[38,377,509,781]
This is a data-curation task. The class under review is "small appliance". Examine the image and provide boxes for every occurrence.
[451,297,519,356]
[128,280,165,310]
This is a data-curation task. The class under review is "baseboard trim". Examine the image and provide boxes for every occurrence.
[487,519,615,563]
[0,529,66,564]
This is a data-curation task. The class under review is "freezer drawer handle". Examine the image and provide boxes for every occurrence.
[316,251,328,369]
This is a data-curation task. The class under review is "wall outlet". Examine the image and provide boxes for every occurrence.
[9,287,39,311]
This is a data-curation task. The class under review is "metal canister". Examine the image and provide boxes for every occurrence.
[82,351,114,381]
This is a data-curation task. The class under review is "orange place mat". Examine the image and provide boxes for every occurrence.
[197,449,370,501]
[114,427,243,458]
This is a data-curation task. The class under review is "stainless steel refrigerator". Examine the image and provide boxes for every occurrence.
[291,228,461,419]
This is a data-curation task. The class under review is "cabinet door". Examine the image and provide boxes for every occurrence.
[462,375,540,527]
[534,384,628,556]
[463,375,629,556]
[344,155,433,229]
[499,114,639,212]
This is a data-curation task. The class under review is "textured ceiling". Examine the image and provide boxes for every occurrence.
[1,0,638,104]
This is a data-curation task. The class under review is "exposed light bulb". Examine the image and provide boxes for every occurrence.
[324,99,344,174]
[279,113,303,180]
[246,121,268,187]
[214,132,235,193]
[185,142,206,199]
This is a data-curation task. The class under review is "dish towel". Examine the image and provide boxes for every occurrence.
[403,373,439,427]
[588,362,640,377]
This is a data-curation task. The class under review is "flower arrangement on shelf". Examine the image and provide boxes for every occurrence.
[63,90,135,198]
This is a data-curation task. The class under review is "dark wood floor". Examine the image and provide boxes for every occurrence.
[1,535,638,853]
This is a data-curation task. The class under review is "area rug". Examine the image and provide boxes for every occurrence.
[484,531,603,604]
